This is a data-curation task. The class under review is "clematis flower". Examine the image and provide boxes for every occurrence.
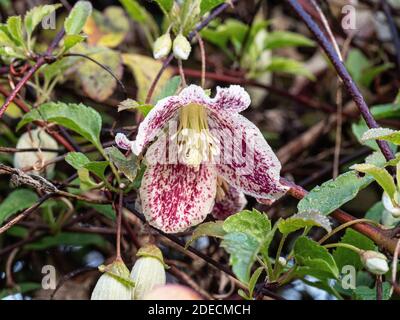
[116,85,288,233]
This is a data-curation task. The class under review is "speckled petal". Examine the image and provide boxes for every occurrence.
[115,133,134,151]
[131,96,182,155]
[212,185,247,220]
[208,112,288,201]
[132,85,213,155]
[140,164,217,233]
[209,85,251,113]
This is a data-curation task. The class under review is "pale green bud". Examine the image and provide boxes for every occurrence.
[382,192,400,218]
[278,257,287,266]
[173,34,191,60]
[91,260,134,300]
[153,33,172,60]
[14,128,58,177]
[360,250,389,275]
[131,244,167,300]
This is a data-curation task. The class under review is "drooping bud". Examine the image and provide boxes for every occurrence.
[14,128,58,177]
[382,192,400,218]
[91,259,134,300]
[130,244,167,300]
[143,284,202,300]
[278,257,287,267]
[360,250,389,275]
[173,34,191,60]
[382,208,400,227]
[153,33,172,60]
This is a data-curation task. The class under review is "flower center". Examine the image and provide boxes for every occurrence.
[176,103,218,168]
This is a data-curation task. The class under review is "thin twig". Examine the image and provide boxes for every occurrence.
[286,0,395,162]
[0,28,66,118]
[63,53,128,99]
[0,194,53,235]
[381,0,400,72]
[195,33,206,88]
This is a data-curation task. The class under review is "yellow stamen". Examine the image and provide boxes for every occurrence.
[176,103,218,168]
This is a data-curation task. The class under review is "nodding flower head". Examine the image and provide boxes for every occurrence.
[116,85,288,233]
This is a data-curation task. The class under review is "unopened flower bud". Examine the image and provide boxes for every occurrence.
[153,33,172,60]
[14,128,58,177]
[91,259,133,300]
[382,192,400,218]
[360,250,389,275]
[143,284,202,300]
[173,34,191,60]
[382,209,400,227]
[278,257,287,266]
[130,244,167,300]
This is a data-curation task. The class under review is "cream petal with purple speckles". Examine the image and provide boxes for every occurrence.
[209,85,251,113]
[139,164,217,233]
[212,185,247,220]
[115,133,134,151]
[208,112,289,201]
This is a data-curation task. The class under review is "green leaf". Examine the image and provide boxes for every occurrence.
[17,102,102,150]
[361,63,393,88]
[64,1,93,35]
[155,76,181,101]
[7,16,24,46]
[154,0,174,15]
[362,128,400,146]
[119,0,147,23]
[294,236,339,279]
[351,163,396,200]
[278,211,332,235]
[297,171,373,216]
[371,103,400,119]
[365,201,384,223]
[85,203,116,221]
[223,209,271,250]
[117,99,153,116]
[24,4,61,38]
[355,282,391,300]
[65,152,109,180]
[333,229,376,270]
[63,35,86,52]
[0,282,41,299]
[186,221,226,248]
[221,209,275,283]
[104,146,137,182]
[65,151,91,169]
[346,49,370,86]
[352,120,380,151]
[265,57,315,80]
[26,232,108,250]
[200,0,225,15]
[6,226,29,238]
[221,232,260,284]
[0,189,38,225]
[248,266,264,298]
[0,27,16,46]
[264,31,315,50]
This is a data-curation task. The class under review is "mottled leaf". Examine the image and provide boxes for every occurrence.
[297,171,373,216]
